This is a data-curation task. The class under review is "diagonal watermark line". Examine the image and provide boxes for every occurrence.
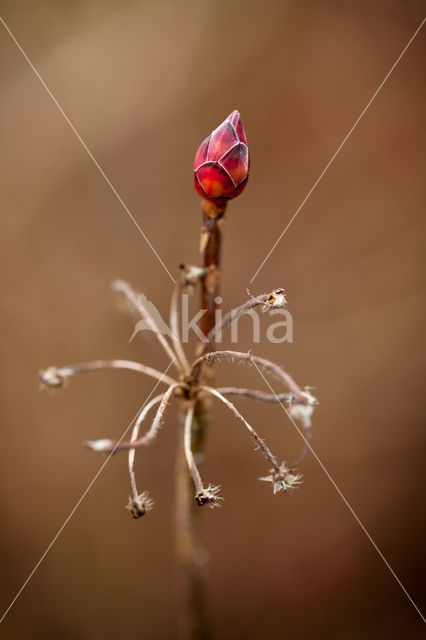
[251,360,426,624]
[0,359,176,625]
[249,17,425,284]
[0,17,176,284]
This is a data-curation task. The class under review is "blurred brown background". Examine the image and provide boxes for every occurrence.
[1,1,425,638]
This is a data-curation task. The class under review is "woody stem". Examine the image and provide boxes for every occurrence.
[175,199,226,640]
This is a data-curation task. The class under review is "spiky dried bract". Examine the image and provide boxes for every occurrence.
[179,263,206,286]
[289,389,319,421]
[202,288,287,353]
[260,463,303,494]
[126,491,154,519]
[194,484,223,509]
[85,438,115,453]
[260,288,287,312]
[39,366,66,388]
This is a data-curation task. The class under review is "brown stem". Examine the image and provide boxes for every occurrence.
[175,404,211,640]
[175,199,226,639]
[198,200,226,348]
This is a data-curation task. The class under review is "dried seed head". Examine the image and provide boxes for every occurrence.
[261,288,287,312]
[84,438,115,453]
[260,463,303,494]
[39,367,65,388]
[194,484,223,508]
[179,263,206,286]
[289,389,318,422]
[126,491,154,519]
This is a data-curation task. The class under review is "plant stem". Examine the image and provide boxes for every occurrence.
[198,200,225,344]
[175,199,226,639]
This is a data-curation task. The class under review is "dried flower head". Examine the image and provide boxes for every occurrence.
[194,484,223,508]
[249,287,287,312]
[84,438,115,453]
[260,463,303,494]
[179,263,206,286]
[39,366,66,388]
[126,491,154,519]
[289,389,318,422]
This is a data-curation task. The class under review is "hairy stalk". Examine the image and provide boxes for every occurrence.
[201,288,286,355]
[87,384,181,453]
[215,387,293,404]
[190,350,304,399]
[202,386,280,472]
[128,395,164,500]
[112,279,182,374]
[183,405,203,493]
[39,359,177,388]
[170,282,191,373]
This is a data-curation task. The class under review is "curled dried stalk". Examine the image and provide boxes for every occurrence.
[215,387,293,405]
[191,349,305,400]
[201,386,280,473]
[86,384,181,453]
[193,351,317,465]
[183,404,222,508]
[201,288,287,355]
[183,404,203,494]
[125,395,164,518]
[39,359,177,388]
[112,279,181,373]
[170,282,191,373]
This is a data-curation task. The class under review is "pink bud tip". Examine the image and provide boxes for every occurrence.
[193,111,249,204]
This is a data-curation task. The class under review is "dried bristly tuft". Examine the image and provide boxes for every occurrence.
[126,491,154,519]
[289,388,319,421]
[261,288,287,312]
[259,463,303,494]
[39,367,66,388]
[194,484,223,508]
[84,438,115,453]
[179,263,206,286]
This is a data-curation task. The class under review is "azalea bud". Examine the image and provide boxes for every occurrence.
[194,110,249,205]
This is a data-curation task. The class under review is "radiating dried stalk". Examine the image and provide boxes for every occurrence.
[191,350,304,399]
[202,288,287,354]
[215,386,293,404]
[88,383,181,453]
[39,359,177,388]
[112,278,181,373]
[201,386,280,472]
[170,282,191,373]
[128,394,164,500]
[183,404,203,494]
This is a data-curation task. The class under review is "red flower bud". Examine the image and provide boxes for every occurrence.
[194,110,249,204]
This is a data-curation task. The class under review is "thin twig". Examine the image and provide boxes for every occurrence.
[112,279,182,373]
[183,404,203,494]
[191,350,304,399]
[215,387,293,404]
[201,289,286,355]
[170,282,191,373]
[291,415,312,467]
[202,386,280,472]
[39,359,177,388]
[93,383,181,452]
[128,394,164,499]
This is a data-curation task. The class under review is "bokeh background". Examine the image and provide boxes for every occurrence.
[1,1,425,638]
